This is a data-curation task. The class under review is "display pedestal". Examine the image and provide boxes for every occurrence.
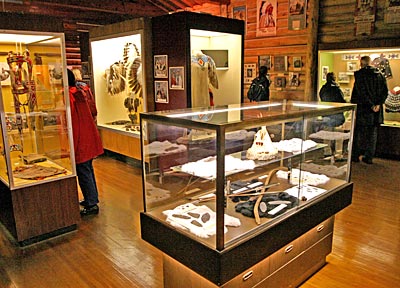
[376,124,400,160]
[163,218,333,288]
[98,127,141,160]
[0,176,79,246]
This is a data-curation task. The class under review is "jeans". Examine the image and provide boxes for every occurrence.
[353,124,378,160]
[76,159,99,207]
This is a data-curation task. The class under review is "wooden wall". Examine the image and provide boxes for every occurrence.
[319,0,400,47]
[192,0,312,101]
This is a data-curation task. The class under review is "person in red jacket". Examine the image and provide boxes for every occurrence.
[68,69,104,216]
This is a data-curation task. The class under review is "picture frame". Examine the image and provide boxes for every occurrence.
[289,72,300,87]
[81,62,91,79]
[244,63,257,84]
[169,67,184,90]
[274,76,286,88]
[322,66,329,81]
[338,72,350,83]
[347,62,357,72]
[274,56,288,72]
[155,81,169,103]
[232,6,246,22]
[258,55,272,70]
[293,57,302,70]
[154,55,168,78]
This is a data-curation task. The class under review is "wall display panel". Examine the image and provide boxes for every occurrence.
[140,101,355,285]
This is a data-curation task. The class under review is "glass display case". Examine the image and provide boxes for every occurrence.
[140,100,355,286]
[89,18,152,160]
[0,30,78,245]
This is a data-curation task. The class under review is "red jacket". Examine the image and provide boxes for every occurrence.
[69,86,103,164]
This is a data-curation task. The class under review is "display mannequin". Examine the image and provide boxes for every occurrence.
[191,50,218,107]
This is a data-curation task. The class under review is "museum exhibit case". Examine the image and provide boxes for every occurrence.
[152,12,244,111]
[0,30,79,246]
[140,101,356,287]
[319,47,400,159]
[89,18,153,160]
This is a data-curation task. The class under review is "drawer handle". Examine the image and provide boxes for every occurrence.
[285,245,294,254]
[242,271,253,281]
[317,224,325,232]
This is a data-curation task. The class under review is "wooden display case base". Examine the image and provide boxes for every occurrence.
[98,127,141,160]
[0,176,79,246]
[164,219,333,288]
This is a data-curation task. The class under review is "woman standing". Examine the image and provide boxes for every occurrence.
[68,69,104,216]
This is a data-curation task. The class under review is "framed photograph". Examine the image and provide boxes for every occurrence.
[289,72,300,87]
[293,57,302,70]
[274,76,286,88]
[155,81,169,103]
[338,72,350,83]
[322,66,329,81]
[347,62,357,72]
[81,62,91,78]
[169,67,184,90]
[244,63,257,84]
[256,0,277,37]
[274,56,288,72]
[232,6,246,22]
[154,55,168,78]
[258,55,272,70]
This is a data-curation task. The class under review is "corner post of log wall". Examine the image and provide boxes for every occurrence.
[305,0,320,101]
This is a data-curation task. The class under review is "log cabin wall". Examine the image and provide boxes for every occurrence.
[221,0,311,101]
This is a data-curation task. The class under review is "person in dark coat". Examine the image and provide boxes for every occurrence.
[68,69,104,215]
[351,56,388,164]
[319,72,346,127]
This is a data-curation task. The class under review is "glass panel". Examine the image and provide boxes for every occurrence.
[91,33,144,133]
[0,31,74,189]
[141,101,356,249]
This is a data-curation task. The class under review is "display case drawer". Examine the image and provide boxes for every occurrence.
[303,217,334,248]
[222,256,270,288]
[269,237,304,274]
[256,233,333,288]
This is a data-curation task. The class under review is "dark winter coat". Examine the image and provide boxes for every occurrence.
[351,66,388,126]
[69,86,104,164]
[319,81,346,127]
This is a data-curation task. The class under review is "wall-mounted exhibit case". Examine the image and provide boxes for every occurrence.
[152,12,244,111]
[89,18,153,160]
[0,30,79,245]
[319,48,400,159]
[140,101,355,286]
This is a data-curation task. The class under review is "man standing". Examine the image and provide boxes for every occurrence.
[351,56,388,164]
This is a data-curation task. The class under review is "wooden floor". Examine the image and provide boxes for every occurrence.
[0,155,399,287]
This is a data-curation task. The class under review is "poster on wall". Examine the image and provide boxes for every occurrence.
[256,0,277,37]
[154,55,168,78]
[155,81,169,103]
[258,55,272,69]
[233,6,246,21]
[322,66,329,81]
[273,56,287,72]
[288,0,307,30]
[244,63,257,84]
[354,0,377,36]
[169,67,184,90]
[385,0,400,23]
